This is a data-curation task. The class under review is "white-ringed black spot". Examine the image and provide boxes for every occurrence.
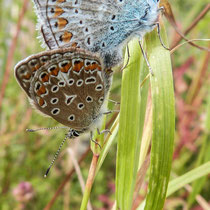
[65,95,76,105]
[99,96,104,103]
[77,103,84,110]
[51,85,59,93]
[85,60,91,66]
[86,96,93,103]
[40,56,49,63]
[95,84,103,91]
[85,27,88,32]
[59,60,70,68]
[75,9,78,13]
[85,76,96,84]
[68,114,75,121]
[79,20,83,24]
[29,59,38,67]
[18,66,27,75]
[63,52,74,57]
[68,78,74,86]
[76,79,83,87]
[40,72,48,79]
[110,26,114,31]
[58,80,66,87]
[50,97,59,104]
[48,65,57,72]
[102,42,106,48]
[51,53,62,60]
[51,108,60,115]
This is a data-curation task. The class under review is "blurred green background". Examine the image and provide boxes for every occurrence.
[0,0,209,209]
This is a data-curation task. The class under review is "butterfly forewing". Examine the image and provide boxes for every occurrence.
[33,0,159,68]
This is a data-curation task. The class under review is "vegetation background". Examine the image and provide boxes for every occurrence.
[0,0,209,209]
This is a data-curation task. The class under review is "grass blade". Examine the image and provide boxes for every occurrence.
[116,39,142,210]
[144,23,175,210]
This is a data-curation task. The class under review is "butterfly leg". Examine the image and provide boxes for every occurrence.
[156,6,170,50]
[97,128,112,135]
[90,131,101,149]
[120,45,130,71]
[108,99,120,105]
[103,110,120,115]
[156,22,170,50]
[138,41,153,75]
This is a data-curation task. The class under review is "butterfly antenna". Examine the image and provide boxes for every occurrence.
[26,126,69,132]
[44,134,69,178]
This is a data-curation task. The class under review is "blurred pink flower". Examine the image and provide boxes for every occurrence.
[13,181,34,203]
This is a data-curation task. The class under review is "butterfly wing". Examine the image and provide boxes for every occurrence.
[27,49,112,130]
[15,51,54,97]
[33,0,159,67]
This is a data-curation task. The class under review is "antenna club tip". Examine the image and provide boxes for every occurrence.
[45,168,50,177]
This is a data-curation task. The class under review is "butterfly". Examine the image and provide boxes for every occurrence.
[32,0,162,69]
[15,47,113,139]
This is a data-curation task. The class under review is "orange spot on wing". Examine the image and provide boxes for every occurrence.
[49,66,59,76]
[60,62,72,73]
[31,64,41,72]
[85,63,102,71]
[37,86,47,96]
[73,61,84,72]
[92,63,102,71]
[57,18,68,29]
[22,73,31,80]
[54,7,64,17]
[57,0,66,3]
[71,42,78,48]
[60,31,73,43]
[41,74,50,82]
[39,98,45,106]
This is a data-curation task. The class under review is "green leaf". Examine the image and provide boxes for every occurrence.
[144,24,175,210]
[116,39,143,210]
[167,161,210,197]
[187,92,210,207]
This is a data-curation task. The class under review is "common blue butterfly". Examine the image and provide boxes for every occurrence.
[32,0,162,68]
